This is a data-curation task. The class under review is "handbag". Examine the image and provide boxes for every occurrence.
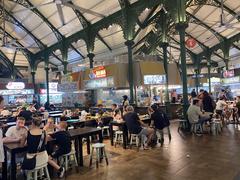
[21,131,45,170]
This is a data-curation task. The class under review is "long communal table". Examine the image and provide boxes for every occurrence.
[2,127,102,180]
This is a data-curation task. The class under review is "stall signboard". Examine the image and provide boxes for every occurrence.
[6,82,25,90]
[192,74,204,78]
[58,82,78,92]
[0,89,34,95]
[39,82,59,94]
[222,76,240,84]
[85,77,114,89]
[223,70,234,78]
[144,75,166,85]
[89,66,107,79]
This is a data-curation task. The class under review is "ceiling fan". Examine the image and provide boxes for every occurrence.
[10,0,105,26]
[204,0,240,31]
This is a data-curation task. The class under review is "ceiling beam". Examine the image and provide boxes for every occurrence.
[185,32,225,61]
[0,50,23,78]
[70,1,112,51]
[187,12,240,51]
[10,0,84,60]
[33,0,160,59]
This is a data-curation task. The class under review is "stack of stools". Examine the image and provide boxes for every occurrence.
[114,130,123,147]
[89,143,109,168]
[26,163,50,180]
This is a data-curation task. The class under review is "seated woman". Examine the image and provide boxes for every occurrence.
[43,117,56,134]
[25,118,65,178]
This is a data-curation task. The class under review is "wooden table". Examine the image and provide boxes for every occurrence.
[109,121,128,149]
[2,127,103,180]
[41,110,63,115]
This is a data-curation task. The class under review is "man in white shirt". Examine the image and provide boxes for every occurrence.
[3,117,28,143]
[187,98,211,125]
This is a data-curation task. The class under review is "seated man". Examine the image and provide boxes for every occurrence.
[187,98,211,126]
[3,117,28,165]
[123,106,154,149]
[3,116,28,143]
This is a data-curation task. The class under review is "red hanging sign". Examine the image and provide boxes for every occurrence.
[185,38,197,48]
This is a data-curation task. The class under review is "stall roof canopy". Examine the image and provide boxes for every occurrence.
[1,0,240,78]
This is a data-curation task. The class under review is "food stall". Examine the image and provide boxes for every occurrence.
[78,64,130,106]
[0,82,34,106]
[58,73,89,108]
[38,82,63,105]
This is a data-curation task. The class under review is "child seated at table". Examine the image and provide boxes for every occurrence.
[43,117,56,134]
[96,109,104,128]
[48,121,71,160]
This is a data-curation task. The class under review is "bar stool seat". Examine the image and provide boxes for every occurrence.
[26,163,50,180]
[191,122,203,134]
[89,143,108,168]
[59,150,78,171]
[114,130,123,147]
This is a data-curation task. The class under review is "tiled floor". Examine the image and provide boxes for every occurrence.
[59,122,240,180]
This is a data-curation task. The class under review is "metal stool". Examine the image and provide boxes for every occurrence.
[89,143,108,168]
[129,134,140,148]
[156,126,171,146]
[178,119,188,131]
[26,163,50,180]
[102,126,110,137]
[114,130,123,147]
[59,150,78,171]
[191,122,203,134]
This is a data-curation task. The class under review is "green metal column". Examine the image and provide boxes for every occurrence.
[63,61,68,75]
[44,55,50,103]
[125,40,135,104]
[87,53,95,68]
[31,71,36,94]
[62,40,69,75]
[176,23,189,118]
[206,49,212,93]
[45,66,50,104]
[87,53,95,105]
[194,69,199,94]
[222,41,231,70]
[161,42,170,103]
[207,64,211,93]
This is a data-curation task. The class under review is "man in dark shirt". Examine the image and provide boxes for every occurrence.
[150,104,170,130]
[123,106,154,149]
[18,107,32,122]
[48,121,71,158]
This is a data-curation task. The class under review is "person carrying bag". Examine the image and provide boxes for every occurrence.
[21,131,45,170]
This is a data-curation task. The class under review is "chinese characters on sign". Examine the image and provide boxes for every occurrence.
[89,66,107,79]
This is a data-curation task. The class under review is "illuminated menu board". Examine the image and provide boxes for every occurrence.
[85,77,114,89]
[144,75,166,85]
